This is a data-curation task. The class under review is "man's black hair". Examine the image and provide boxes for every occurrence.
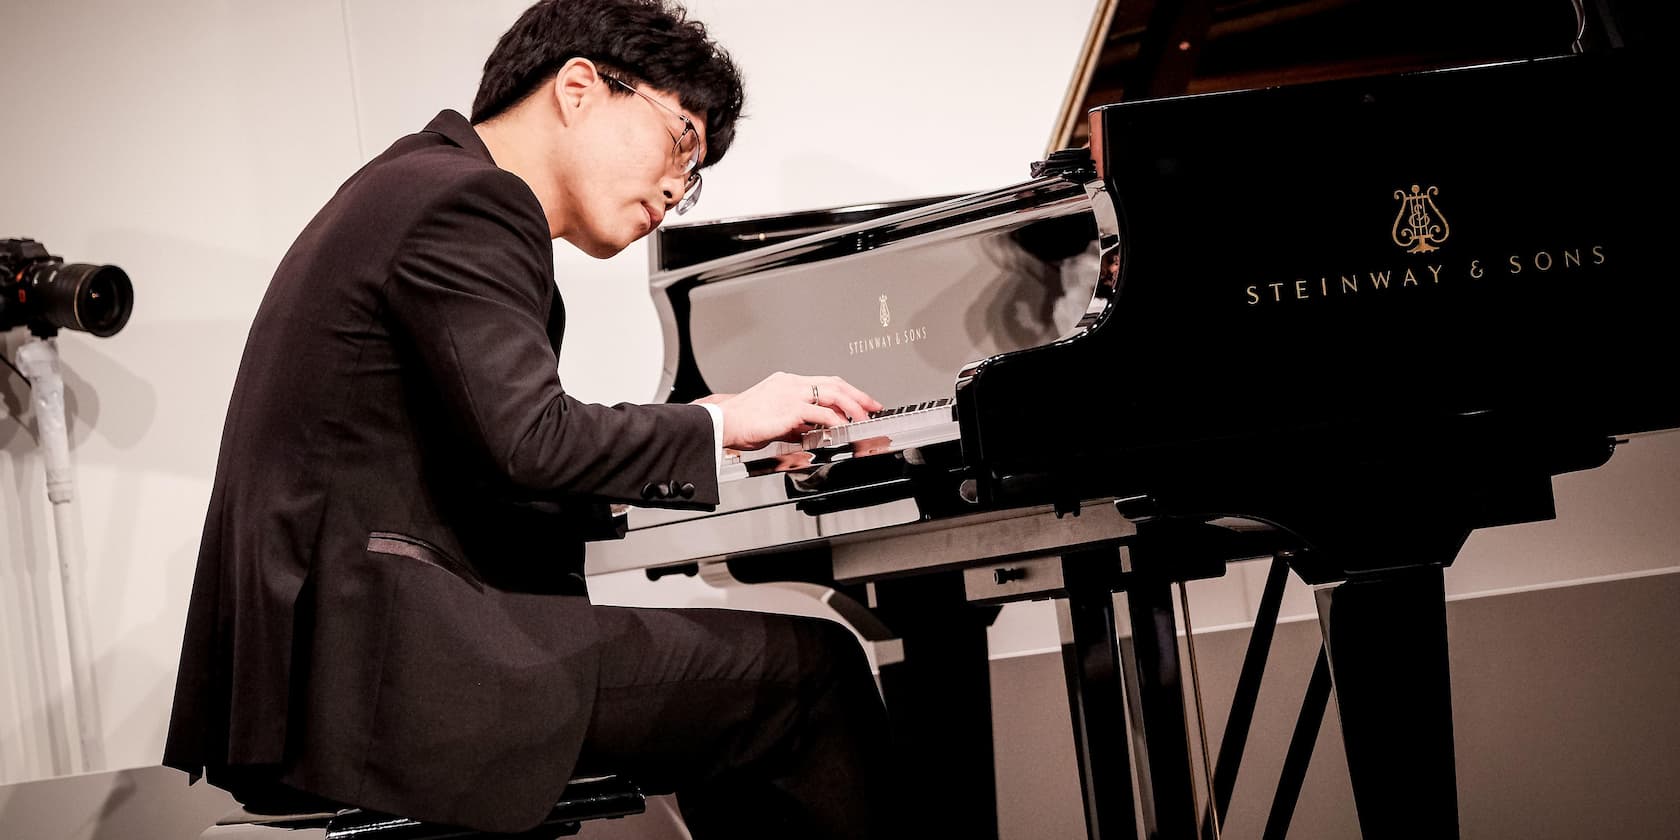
[472,0,746,168]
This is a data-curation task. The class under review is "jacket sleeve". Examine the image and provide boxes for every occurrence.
[382,166,719,508]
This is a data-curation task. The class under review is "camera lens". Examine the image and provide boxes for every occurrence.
[44,263,133,337]
[70,264,134,337]
[0,240,136,337]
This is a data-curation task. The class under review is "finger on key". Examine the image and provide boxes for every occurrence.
[799,402,848,430]
[825,376,883,416]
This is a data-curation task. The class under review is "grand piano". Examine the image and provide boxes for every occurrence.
[588,2,1674,838]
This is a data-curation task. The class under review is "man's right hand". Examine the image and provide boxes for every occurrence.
[712,372,882,452]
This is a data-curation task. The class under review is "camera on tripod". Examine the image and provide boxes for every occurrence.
[1,238,133,337]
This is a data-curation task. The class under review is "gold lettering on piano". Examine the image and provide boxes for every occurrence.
[1392,184,1450,253]
[1506,247,1605,275]
[850,292,925,354]
[1240,180,1609,307]
[1244,245,1607,307]
[848,326,930,355]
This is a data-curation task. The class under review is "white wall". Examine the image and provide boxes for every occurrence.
[0,0,1103,784]
[1,0,365,783]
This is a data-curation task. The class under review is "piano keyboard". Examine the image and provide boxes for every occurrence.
[803,397,956,450]
[722,397,960,480]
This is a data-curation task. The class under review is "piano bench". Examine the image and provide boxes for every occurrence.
[201,775,646,839]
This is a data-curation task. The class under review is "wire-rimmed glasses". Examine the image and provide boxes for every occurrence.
[601,74,704,214]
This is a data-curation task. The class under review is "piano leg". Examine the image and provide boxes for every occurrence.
[1315,566,1460,840]
[872,573,1002,840]
[1058,526,1234,840]
[1061,548,1140,840]
[1121,576,1202,840]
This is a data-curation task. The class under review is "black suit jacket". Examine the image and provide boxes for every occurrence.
[163,110,719,833]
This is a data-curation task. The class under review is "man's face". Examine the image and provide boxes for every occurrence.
[558,74,706,259]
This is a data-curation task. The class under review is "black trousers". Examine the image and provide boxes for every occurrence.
[574,605,904,840]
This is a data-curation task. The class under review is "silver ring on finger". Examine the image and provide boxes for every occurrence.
[811,384,820,404]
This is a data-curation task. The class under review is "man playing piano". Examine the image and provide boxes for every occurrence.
[163,1,899,838]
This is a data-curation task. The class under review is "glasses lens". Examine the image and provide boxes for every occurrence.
[675,123,701,174]
[675,171,702,215]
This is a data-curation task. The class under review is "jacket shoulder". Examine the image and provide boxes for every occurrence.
[336,134,543,237]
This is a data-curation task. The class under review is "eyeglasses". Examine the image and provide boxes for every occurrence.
[601,74,704,215]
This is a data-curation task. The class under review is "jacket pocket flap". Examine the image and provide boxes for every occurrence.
[366,532,483,592]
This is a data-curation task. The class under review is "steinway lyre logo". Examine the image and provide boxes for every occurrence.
[850,293,928,355]
[1245,180,1608,308]
[1392,184,1450,254]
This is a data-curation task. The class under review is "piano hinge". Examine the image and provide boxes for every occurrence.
[1029,147,1096,181]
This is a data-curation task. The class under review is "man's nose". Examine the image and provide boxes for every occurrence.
[659,173,686,209]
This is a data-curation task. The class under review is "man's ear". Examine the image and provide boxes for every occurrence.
[551,57,602,123]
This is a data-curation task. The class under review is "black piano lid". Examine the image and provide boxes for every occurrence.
[646,175,1115,409]
[1053,0,1635,150]
[649,194,959,275]
[958,45,1677,496]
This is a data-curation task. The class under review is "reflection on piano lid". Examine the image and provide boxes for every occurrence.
[646,174,1110,413]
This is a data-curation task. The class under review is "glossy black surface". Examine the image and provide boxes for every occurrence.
[1316,568,1460,840]
[651,195,959,274]
[960,47,1677,512]
[631,35,1671,840]
[648,176,1107,410]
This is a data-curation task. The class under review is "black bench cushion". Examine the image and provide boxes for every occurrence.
[212,775,644,839]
